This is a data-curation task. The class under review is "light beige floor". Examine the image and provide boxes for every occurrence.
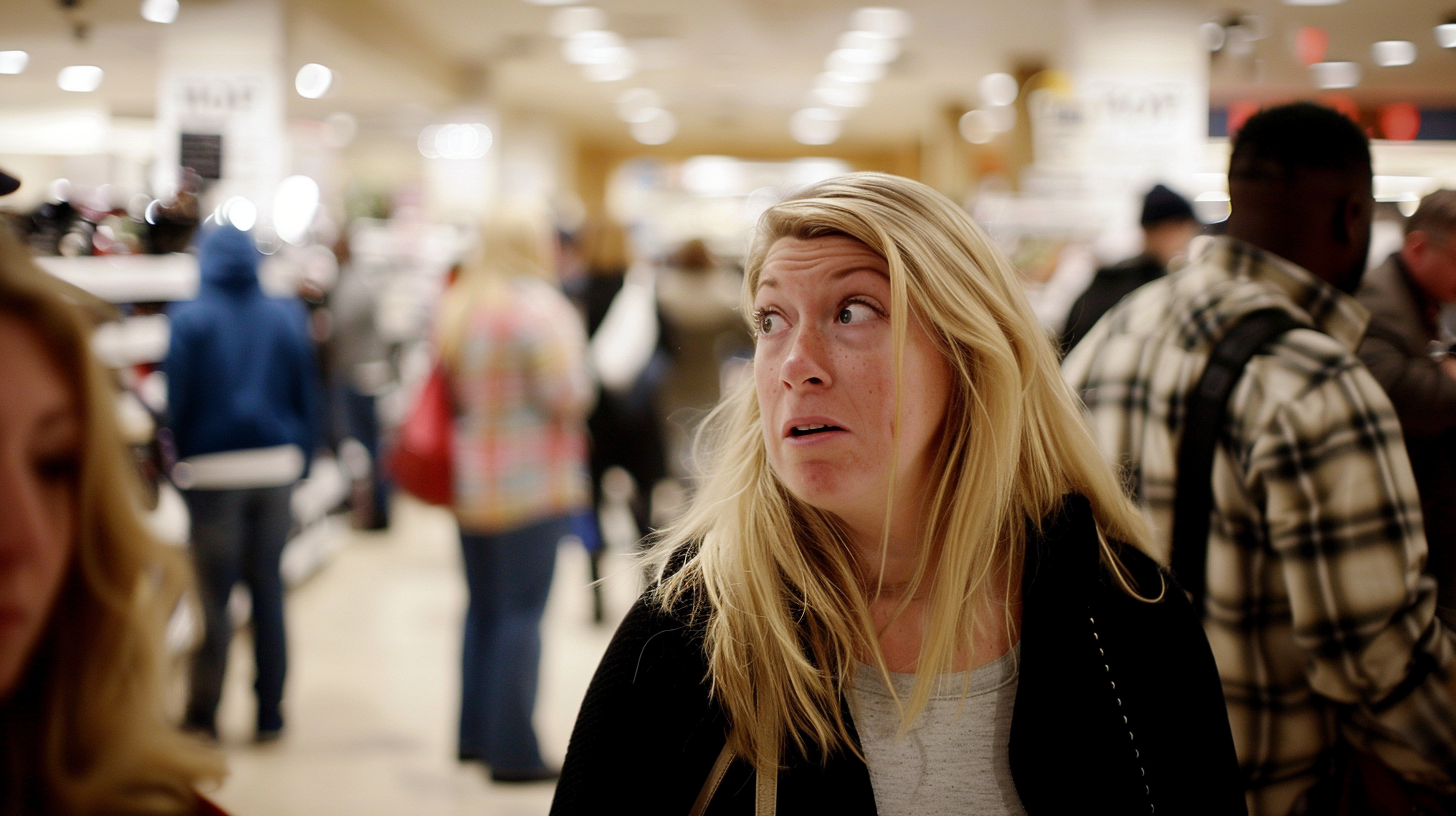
[208,497,642,816]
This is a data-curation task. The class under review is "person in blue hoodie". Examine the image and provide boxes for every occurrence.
[166,224,318,743]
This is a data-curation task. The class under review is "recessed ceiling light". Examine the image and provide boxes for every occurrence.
[1437,24,1456,49]
[58,65,103,92]
[630,108,677,145]
[140,0,179,24]
[959,110,994,144]
[295,63,332,98]
[978,72,1019,107]
[1310,61,1360,89]
[0,51,28,75]
[1372,40,1417,67]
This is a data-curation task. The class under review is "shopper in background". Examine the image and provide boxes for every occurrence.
[436,207,593,783]
[1060,183,1200,353]
[1356,190,1456,627]
[576,217,667,544]
[0,222,227,814]
[555,173,1243,815]
[655,237,751,477]
[1065,103,1456,813]
[326,232,392,530]
[166,225,319,744]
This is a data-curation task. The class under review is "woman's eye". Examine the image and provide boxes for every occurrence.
[757,311,784,336]
[837,302,876,325]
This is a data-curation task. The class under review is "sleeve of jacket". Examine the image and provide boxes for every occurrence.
[1251,361,1456,789]
[551,593,727,816]
[288,299,322,473]
[1358,326,1456,438]
[163,305,198,454]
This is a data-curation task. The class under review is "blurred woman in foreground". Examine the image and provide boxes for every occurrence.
[553,174,1244,814]
[0,224,225,813]
[437,208,593,782]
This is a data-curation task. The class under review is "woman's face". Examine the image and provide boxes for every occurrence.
[0,314,79,697]
[753,234,952,539]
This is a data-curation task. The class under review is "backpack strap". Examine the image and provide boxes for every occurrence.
[1171,308,1302,612]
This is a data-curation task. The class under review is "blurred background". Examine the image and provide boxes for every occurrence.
[2,0,1454,813]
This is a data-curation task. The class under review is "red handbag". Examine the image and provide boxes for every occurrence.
[388,363,454,506]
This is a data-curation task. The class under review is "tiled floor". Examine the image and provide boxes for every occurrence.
[208,497,642,816]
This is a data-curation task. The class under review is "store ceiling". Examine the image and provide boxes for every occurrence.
[0,0,1453,151]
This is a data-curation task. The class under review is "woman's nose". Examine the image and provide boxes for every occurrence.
[780,324,833,388]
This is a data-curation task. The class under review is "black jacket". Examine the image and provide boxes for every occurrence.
[1061,254,1166,355]
[551,496,1246,815]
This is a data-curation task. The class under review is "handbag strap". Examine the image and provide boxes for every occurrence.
[1171,308,1301,612]
[689,728,777,816]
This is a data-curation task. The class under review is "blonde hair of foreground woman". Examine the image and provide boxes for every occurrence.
[0,224,224,813]
[649,172,1152,769]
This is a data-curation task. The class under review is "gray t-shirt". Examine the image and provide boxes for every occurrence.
[847,646,1026,816]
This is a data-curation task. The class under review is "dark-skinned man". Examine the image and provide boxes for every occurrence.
[1356,190,1456,627]
[1065,103,1456,814]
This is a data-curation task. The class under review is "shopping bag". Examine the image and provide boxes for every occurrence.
[387,364,453,506]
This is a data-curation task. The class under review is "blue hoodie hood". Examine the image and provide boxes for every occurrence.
[199,225,262,294]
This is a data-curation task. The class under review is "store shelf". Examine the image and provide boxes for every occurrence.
[34,253,199,303]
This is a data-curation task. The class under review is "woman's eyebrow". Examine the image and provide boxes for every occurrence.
[757,265,888,292]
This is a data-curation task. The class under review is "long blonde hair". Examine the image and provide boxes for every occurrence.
[650,173,1151,769]
[437,206,556,366]
[0,224,224,814]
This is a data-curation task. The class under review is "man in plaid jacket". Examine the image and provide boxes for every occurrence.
[1064,103,1456,815]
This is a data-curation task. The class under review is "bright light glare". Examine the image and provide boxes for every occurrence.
[1437,24,1456,49]
[58,65,103,92]
[630,109,677,145]
[294,63,332,99]
[218,196,257,231]
[583,47,636,82]
[564,31,624,65]
[850,7,913,38]
[959,110,994,144]
[616,88,663,122]
[273,176,320,246]
[837,30,899,64]
[979,72,1019,107]
[140,0,179,24]
[550,7,607,39]
[418,124,493,160]
[826,51,885,82]
[1310,61,1360,89]
[0,51,29,74]
[1372,41,1417,67]
[814,75,870,108]
[790,108,842,145]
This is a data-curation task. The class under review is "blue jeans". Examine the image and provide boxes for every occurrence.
[458,515,567,771]
[183,485,292,734]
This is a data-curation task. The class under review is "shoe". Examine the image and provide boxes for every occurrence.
[458,749,486,764]
[490,767,560,784]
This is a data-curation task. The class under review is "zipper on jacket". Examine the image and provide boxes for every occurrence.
[1090,612,1154,814]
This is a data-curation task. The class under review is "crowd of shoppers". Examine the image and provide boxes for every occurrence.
[9,96,1456,816]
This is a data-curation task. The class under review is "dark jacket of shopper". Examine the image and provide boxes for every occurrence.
[166,225,318,462]
[1357,252,1456,623]
[551,495,1246,816]
[1060,253,1165,354]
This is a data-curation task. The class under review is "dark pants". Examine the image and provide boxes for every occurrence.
[457,515,567,771]
[333,382,391,528]
[183,485,293,735]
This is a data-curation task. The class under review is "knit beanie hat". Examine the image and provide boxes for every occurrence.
[1140,184,1195,227]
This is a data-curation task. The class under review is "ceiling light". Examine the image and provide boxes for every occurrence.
[583,47,636,81]
[959,110,994,144]
[564,30,623,65]
[419,123,493,160]
[1200,22,1226,52]
[0,51,28,74]
[850,7,913,39]
[1310,61,1360,89]
[58,65,103,92]
[550,6,607,39]
[826,51,885,82]
[813,75,871,108]
[616,88,662,122]
[978,72,1019,107]
[630,108,677,145]
[295,63,332,98]
[837,30,899,64]
[790,108,842,145]
[218,196,256,231]
[1438,24,1456,49]
[1372,40,1417,67]
[140,0,179,24]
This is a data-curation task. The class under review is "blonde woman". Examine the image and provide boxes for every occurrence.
[552,174,1244,815]
[437,208,593,782]
[0,223,226,814]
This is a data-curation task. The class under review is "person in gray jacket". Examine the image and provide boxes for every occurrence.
[1356,189,1456,625]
